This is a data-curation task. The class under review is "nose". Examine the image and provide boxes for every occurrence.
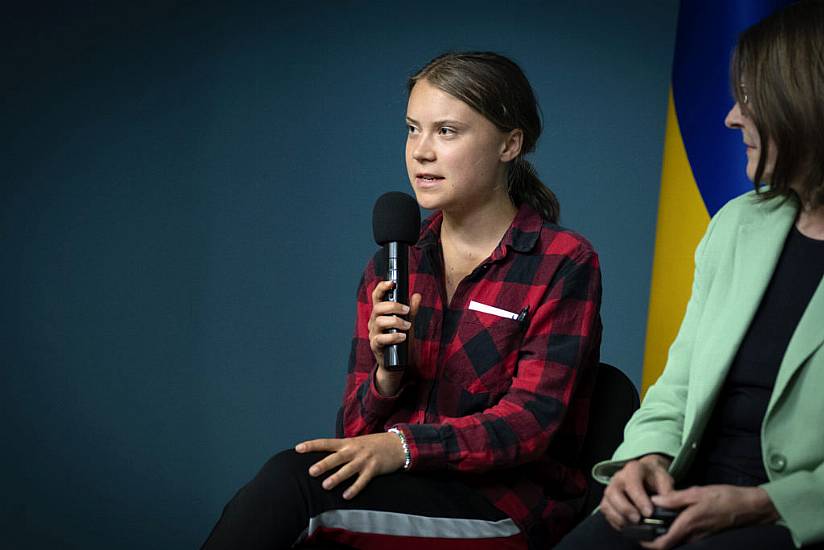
[410,133,436,163]
[725,102,743,129]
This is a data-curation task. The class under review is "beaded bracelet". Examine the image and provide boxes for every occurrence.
[387,427,412,470]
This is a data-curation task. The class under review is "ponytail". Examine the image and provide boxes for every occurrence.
[508,157,560,223]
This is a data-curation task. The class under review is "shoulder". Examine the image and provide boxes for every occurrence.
[518,222,601,298]
[507,202,597,264]
[534,221,599,266]
[699,190,796,255]
[711,189,795,228]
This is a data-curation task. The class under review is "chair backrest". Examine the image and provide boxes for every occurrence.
[578,361,640,517]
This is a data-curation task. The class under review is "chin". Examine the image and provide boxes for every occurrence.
[409,187,440,210]
[411,195,440,211]
[745,163,758,183]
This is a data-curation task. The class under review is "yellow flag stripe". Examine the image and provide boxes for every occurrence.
[641,90,711,396]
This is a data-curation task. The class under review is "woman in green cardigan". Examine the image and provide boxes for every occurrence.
[558,1,824,549]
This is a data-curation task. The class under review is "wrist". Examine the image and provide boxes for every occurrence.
[747,487,780,524]
[374,365,404,397]
[640,453,672,470]
[387,427,411,470]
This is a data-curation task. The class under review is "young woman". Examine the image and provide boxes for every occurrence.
[202,52,602,550]
[557,2,824,549]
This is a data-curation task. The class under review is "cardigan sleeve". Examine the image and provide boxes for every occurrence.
[592,206,723,483]
[762,461,824,546]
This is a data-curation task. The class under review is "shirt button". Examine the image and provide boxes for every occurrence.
[690,442,698,450]
[768,453,787,472]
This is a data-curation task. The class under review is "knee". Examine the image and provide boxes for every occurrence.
[253,449,324,488]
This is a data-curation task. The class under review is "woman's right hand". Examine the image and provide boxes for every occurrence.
[367,280,421,395]
[600,453,675,530]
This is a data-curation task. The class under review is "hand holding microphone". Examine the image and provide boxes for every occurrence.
[369,192,421,393]
[367,281,420,370]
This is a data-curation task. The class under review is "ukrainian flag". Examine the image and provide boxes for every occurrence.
[642,0,793,394]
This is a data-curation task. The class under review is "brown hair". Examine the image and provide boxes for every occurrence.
[732,0,824,207]
[408,52,560,223]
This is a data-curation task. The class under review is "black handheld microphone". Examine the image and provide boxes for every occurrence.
[372,192,421,371]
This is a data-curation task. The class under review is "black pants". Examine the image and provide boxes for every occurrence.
[555,510,822,549]
[201,449,527,550]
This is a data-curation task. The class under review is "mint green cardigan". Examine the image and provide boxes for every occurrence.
[594,191,824,547]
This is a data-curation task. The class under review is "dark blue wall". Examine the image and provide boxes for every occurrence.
[1,1,677,547]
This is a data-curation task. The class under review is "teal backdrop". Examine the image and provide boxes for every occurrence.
[2,1,677,547]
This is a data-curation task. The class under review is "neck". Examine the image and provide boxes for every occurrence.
[440,191,518,249]
[796,201,824,240]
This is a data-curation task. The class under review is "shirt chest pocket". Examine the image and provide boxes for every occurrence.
[441,308,525,396]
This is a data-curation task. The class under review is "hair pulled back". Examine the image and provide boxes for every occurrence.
[409,52,560,223]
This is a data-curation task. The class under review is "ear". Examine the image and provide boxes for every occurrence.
[500,129,523,162]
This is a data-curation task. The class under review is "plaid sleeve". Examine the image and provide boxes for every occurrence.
[336,258,404,438]
[395,243,602,471]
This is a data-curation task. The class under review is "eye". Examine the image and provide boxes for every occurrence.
[739,83,749,105]
[438,127,456,136]
[407,124,419,134]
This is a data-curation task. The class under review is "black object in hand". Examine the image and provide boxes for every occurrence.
[372,192,421,371]
[621,506,680,541]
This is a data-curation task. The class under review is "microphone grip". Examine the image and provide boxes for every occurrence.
[383,241,409,371]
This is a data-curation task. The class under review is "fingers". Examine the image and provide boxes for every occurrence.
[641,488,707,550]
[369,281,415,318]
[301,434,392,500]
[370,280,395,306]
[601,455,674,534]
[369,282,417,366]
[409,293,422,319]
[371,299,411,318]
[372,332,407,349]
[651,487,699,510]
[404,293,423,341]
[320,458,378,500]
[626,470,656,518]
[307,448,351,478]
[369,306,411,352]
[317,456,362,493]
[649,466,675,497]
[295,438,343,454]
[370,281,411,315]
[607,461,652,520]
[599,497,625,531]
[641,505,699,550]
[372,314,412,332]
[341,468,374,500]
[604,482,643,525]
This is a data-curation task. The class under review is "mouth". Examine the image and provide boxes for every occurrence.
[415,173,445,187]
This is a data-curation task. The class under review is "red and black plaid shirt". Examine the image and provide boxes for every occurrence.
[338,203,602,544]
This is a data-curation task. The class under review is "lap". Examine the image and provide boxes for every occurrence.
[258,450,526,548]
[260,449,507,519]
[555,511,812,550]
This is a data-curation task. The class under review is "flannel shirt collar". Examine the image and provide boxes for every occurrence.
[415,203,543,261]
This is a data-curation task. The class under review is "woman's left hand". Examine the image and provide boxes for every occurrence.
[295,432,406,500]
[640,484,780,550]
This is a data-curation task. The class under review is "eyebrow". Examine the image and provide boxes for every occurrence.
[405,116,467,127]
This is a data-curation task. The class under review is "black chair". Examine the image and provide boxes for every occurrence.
[577,361,641,517]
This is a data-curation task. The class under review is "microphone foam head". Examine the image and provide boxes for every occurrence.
[372,192,421,245]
